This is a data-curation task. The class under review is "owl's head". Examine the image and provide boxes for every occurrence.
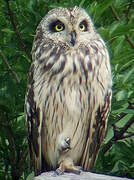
[38,7,97,48]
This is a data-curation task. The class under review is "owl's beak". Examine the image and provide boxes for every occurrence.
[70,30,76,46]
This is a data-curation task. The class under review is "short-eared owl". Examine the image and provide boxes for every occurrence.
[25,6,112,176]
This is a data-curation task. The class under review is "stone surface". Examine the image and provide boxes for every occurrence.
[34,171,132,180]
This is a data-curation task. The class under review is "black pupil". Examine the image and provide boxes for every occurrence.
[57,24,62,29]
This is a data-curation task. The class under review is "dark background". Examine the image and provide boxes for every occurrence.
[0,0,134,179]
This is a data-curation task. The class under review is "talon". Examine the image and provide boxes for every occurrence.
[65,137,70,145]
[60,137,71,151]
[55,168,64,175]
[66,166,82,174]
[64,137,71,149]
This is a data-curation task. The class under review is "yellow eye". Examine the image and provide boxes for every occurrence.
[55,24,64,32]
[79,24,86,31]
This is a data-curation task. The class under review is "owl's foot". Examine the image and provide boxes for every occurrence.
[52,169,64,176]
[56,158,82,175]
[60,137,71,151]
[53,166,81,176]
[66,165,82,174]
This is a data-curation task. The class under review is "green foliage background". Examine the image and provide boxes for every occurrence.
[0,0,134,179]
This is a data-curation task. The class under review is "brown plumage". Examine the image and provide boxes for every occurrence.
[25,6,112,176]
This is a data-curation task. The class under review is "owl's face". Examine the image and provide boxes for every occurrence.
[39,7,96,48]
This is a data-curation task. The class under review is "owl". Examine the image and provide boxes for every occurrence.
[25,6,112,176]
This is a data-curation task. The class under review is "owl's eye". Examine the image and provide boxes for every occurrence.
[79,20,88,31]
[49,20,65,32]
[79,24,86,31]
[55,24,64,32]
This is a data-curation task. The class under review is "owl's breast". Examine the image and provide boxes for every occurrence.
[40,75,90,167]
[65,88,81,115]
[38,45,111,167]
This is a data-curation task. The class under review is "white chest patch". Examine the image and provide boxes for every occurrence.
[65,88,80,115]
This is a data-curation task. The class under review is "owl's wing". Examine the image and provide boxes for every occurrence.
[80,89,112,170]
[25,64,42,175]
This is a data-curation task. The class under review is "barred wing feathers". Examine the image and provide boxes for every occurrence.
[25,63,43,175]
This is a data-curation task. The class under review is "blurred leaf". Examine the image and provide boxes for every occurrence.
[26,172,34,180]
[116,90,128,101]
[110,24,134,37]
[105,126,114,143]
[119,59,134,71]
[79,0,86,7]
[123,67,134,83]
[27,0,37,12]
[112,36,125,57]
[116,114,133,128]
[1,28,14,34]
[93,0,115,21]
[123,109,134,114]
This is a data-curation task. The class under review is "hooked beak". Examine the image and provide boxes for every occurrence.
[70,30,76,46]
